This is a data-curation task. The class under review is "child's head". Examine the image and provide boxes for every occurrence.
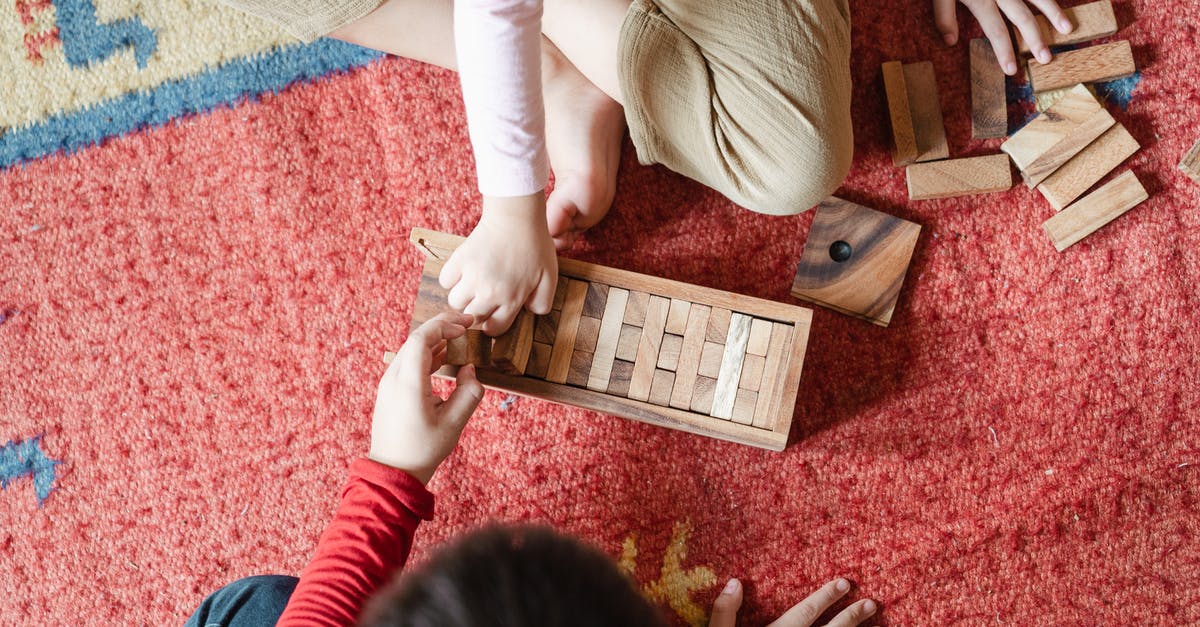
[362,524,668,627]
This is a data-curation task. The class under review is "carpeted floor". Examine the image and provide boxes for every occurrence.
[2,0,1199,624]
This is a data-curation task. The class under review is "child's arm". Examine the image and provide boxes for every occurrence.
[933,0,1073,75]
[276,313,483,626]
[441,0,558,337]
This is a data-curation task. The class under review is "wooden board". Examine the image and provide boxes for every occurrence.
[970,39,1007,139]
[1027,40,1136,93]
[1001,84,1103,170]
[406,228,813,451]
[906,154,1012,200]
[1042,170,1148,251]
[791,196,921,327]
[883,61,919,166]
[1021,107,1115,188]
[1038,122,1138,210]
[903,61,949,162]
[1014,0,1118,55]
[1180,137,1200,186]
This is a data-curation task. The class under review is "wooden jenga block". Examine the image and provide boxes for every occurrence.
[1042,170,1148,251]
[587,288,630,392]
[546,279,589,383]
[711,313,752,420]
[1034,83,1098,112]
[491,310,535,374]
[567,349,594,387]
[629,296,671,402]
[527,342,552,379]
[791,197,921,327]
[665,299,691,335]
[649,369,675,407]
[903,61,949,162]
[551,279,567,310]
[616,324,641,362]
[670,305,711,411]
[1180,138,1200,186]
[624,291,649,326]
[607,359,635,397]
[1022,107,1116,188]
[447,330,491,366]
[582,282,609,318]
[753,323,793,430]
[706,308,731,343]
[1014,0,1117,55]
[690,376,717,414]
[971,38,1007,138]
[882,61,919,165]
[1038,123,1138,210]
[1027,40,1135,93]
[657,334,683,371]
[698,341,724,379]
[907,154,1012,200]
[534,310,559,345]
[739,354,765,391]
[746,319,771,356]
[574,316,602,353]
[1002,85,1103,170]
[732,389,758,425]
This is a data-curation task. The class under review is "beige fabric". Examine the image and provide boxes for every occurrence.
[219,0,385,42]
[617,0,854,215]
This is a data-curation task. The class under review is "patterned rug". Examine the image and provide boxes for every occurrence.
[2,0,1198,624]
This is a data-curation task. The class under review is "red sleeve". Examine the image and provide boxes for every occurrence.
[276,458,435,626]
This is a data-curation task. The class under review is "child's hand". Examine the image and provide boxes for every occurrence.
[709,578,876,627]
[439,193,558,336]
[369,312,484,484]
[933,0,1073,75]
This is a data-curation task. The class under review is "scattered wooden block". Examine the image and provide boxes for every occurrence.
[706,308,731,343]
[1180,137,1200,186]
[670,305,711,411]
[1021,107,1115,188]
[657,334,683,371]
[711,313,752,420]
[567,349,594,387]
[732,389,758,425]
[882,61,919,165]
[739,354,765,391]
[491,310,535,374]
[629,296,671,402]
[907,154,1012,200]
[971,38,1007,139]
[447,329,491,366]
[698,341,724,379]
[616,324,641,362]
[690,376,717,414]
[649,369,675,407]
[1038,122,1139,210]
[546,279,588,383]
[1014,0,1118,55]
[1027,40,1135,93]
[1034,83,1098,112]
[746,319,771,356]
[903,61,949,162]
[665,298,691,335]
[753,324,793,430]
[623,291,649,326]
[790,197,921,327]
[1042,170,1148,251]
[574,316,602,353]
[1002,84,1103,170]
[586,287,630,392]
[527,342,552,379]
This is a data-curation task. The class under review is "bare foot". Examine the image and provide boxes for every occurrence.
[541,42,626,250]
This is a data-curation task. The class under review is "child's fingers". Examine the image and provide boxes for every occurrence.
[526,271,557,316]
[824,599,877,627]
[438,253,464,291]
[768,578,852,626]
[1028,0,1072,34]
[968,1,1019,74]
[480,304,519,336]
[709,579,743,627]
[447,279,476,311]
[440,364,484,429]
[999,0,1051,63]
[932,0,959,45]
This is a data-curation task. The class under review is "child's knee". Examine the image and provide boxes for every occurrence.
[736,124,853,216]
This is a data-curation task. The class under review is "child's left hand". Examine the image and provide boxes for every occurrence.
[369,312,485,484]
[933,0,1074,75]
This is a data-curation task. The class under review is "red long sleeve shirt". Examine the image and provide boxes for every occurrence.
[276,458,434,626]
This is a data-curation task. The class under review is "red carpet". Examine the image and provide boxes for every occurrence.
[2,1,1199,624]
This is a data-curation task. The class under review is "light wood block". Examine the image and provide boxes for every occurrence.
[1042,170,1148,251]
[1027,40,1135,93]
[624,291,649,326]
[665,298,691,335]
[551,280,567,310]
[1034,83,1098,112]
[534,310,560,345]
[1038,123,1138,210]
[447,330,490,366]
[732,389,758,425]
[971,38,1007,139]
[740,354,765,391]
[706,308,731,343]
[903,61,949,162]
[698,341,724,379]
[746,319,771,356]
[408,228,813,451]
[546,279,588,383]
[629,295,671,402]
[649,369,675,407]
[616,324,641,361]
[1002,84,1102,170]
[567,349,594,387]
[574,315,602,353]
[670,305,711,411]
[1022,107,1115,188]
[753,323,794,430]
[690,376,717,415]
[1180,138,1200,186]
[791,198,920,327]
[527,342,552,378]
[1014,0,1118,55]
[657,334,683,371]
[907,154,1012,200]
[883,61,918,165]
[711,313,752,420]
[582,282,609,319]
[587,287,630,392]
[607,359,634,397]
[491,310,535,375]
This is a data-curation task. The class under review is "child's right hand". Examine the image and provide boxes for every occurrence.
[709,578,876,627]
[439,193,558,336]
[933,0,1073,75]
